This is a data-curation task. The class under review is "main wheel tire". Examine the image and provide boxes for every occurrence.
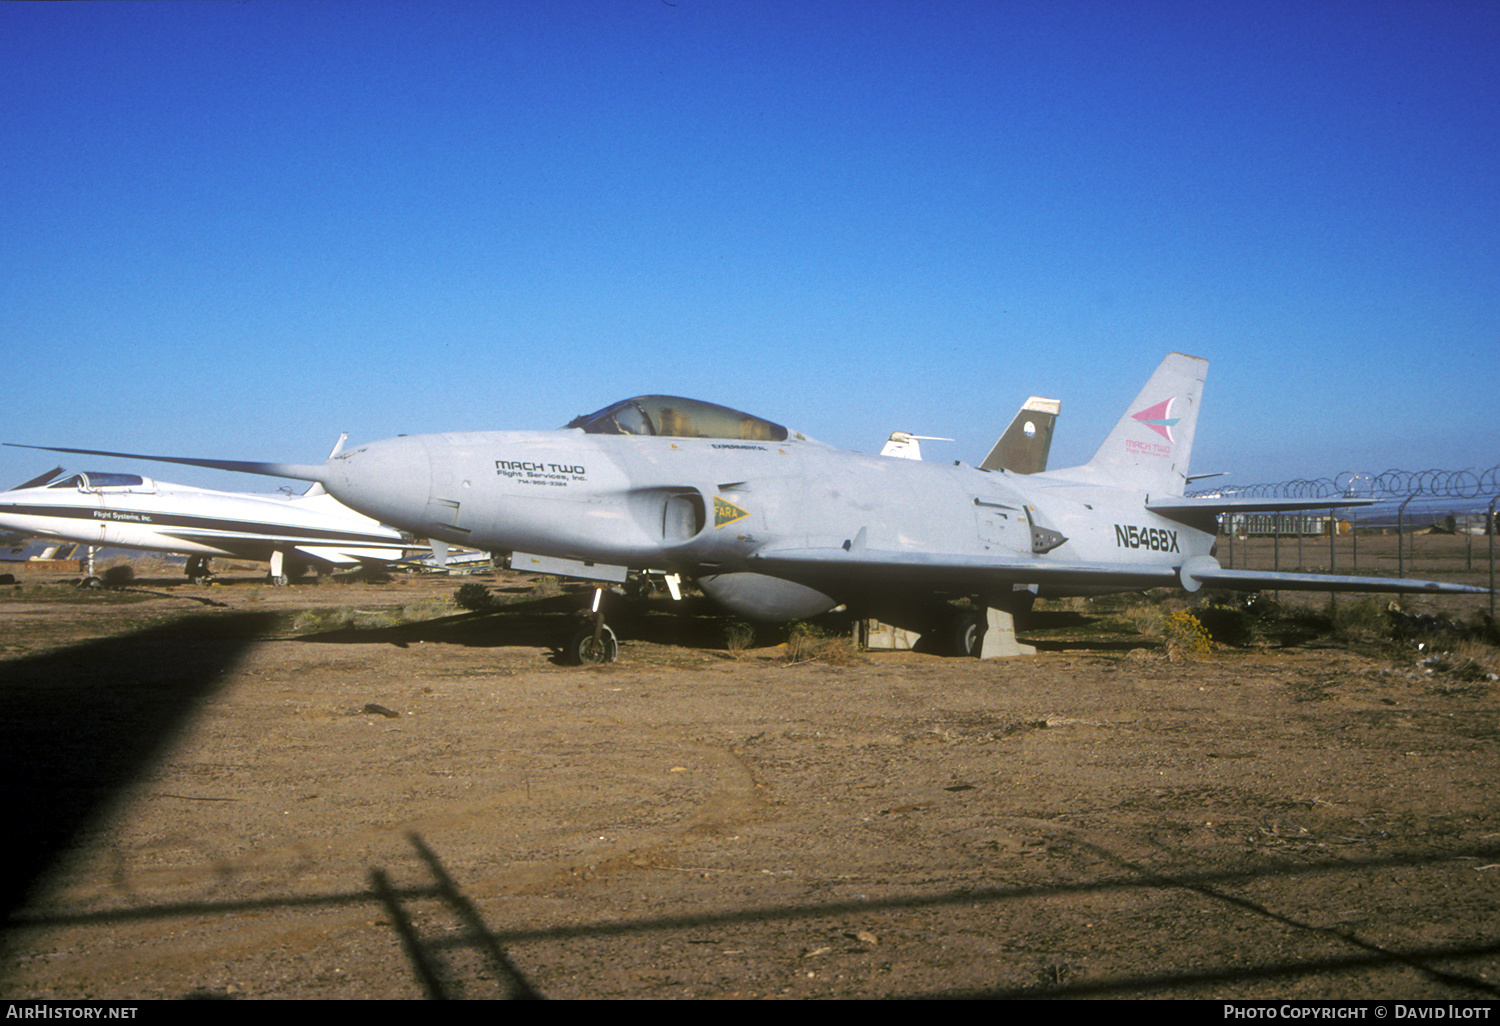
[567,624,619,665]
[954,612,985,657]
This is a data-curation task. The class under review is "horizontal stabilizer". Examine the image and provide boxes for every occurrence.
[880,432,952,461]
[1149,496,1377,517]
[292,544,413,567]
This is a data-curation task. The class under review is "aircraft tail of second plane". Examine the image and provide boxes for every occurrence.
[978,396,1060,474]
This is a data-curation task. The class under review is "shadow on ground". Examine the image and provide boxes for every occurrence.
[292,592,798,658]
[0,613,276,918]
[289,592,1158,659]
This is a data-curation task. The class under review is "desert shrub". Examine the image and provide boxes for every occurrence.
[101,564,135,588]
[724,620,756,654]
[455,582,497,612]
[1329,597,1390,643]
[1191,603,1254,647]
[1162,609,1212,659]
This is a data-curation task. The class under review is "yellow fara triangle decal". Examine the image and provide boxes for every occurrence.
[713,496,748,528]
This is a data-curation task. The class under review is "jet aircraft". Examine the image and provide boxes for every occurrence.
[15,354,1489,658]
[0,464,414,585]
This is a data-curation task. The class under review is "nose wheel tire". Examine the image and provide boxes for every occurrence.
[567,624,619,665]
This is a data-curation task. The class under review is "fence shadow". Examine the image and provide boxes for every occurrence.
[6,831,1498,999]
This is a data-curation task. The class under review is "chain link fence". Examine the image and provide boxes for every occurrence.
[1191,463,1499,618]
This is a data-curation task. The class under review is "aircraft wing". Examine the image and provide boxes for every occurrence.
[6,443,324,483]
[749,545,1180,592]
[749,546,1490,596]
[7,466,65,491]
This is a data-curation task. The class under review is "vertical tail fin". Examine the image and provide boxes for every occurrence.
[1080,353,1206,496]
[979,395,1060,474]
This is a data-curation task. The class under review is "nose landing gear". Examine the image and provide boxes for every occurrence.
[565,586,619,664]
[186,555,214,584]
[566,621,619,664]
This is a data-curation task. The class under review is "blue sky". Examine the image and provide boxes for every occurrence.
[3,0,1497,494]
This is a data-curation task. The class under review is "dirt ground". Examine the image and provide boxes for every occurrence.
[1,542,1498,1000]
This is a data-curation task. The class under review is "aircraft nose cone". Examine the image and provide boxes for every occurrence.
[323,435,433,530]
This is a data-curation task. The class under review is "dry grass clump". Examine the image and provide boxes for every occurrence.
[292,607,357,632]
[1123,600,1168,639]
[130,555,178,576]
[401,596,455,621]
[782,621,860,665]
[529,575,562,597]
[1421,639,1500,682]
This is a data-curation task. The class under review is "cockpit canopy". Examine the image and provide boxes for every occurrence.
[565,396,789,442]
[49,472,150,491]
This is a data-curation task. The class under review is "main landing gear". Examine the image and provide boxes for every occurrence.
[950,592,1038,658]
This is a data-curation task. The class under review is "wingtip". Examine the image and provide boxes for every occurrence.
[6,443,325,484]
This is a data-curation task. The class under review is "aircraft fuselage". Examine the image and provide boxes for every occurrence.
[0,473,409,567]
[321,428,1210,618]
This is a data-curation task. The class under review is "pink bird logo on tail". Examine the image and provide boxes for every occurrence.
[1132,398,1179,443]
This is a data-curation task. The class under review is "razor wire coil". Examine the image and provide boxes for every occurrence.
[1193,464,1500,502]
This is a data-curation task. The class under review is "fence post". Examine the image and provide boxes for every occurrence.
[1352,507,1358,572]
[1490,496,1496,626]
[1398,494,1416,579]
[1273,513,1281,602]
